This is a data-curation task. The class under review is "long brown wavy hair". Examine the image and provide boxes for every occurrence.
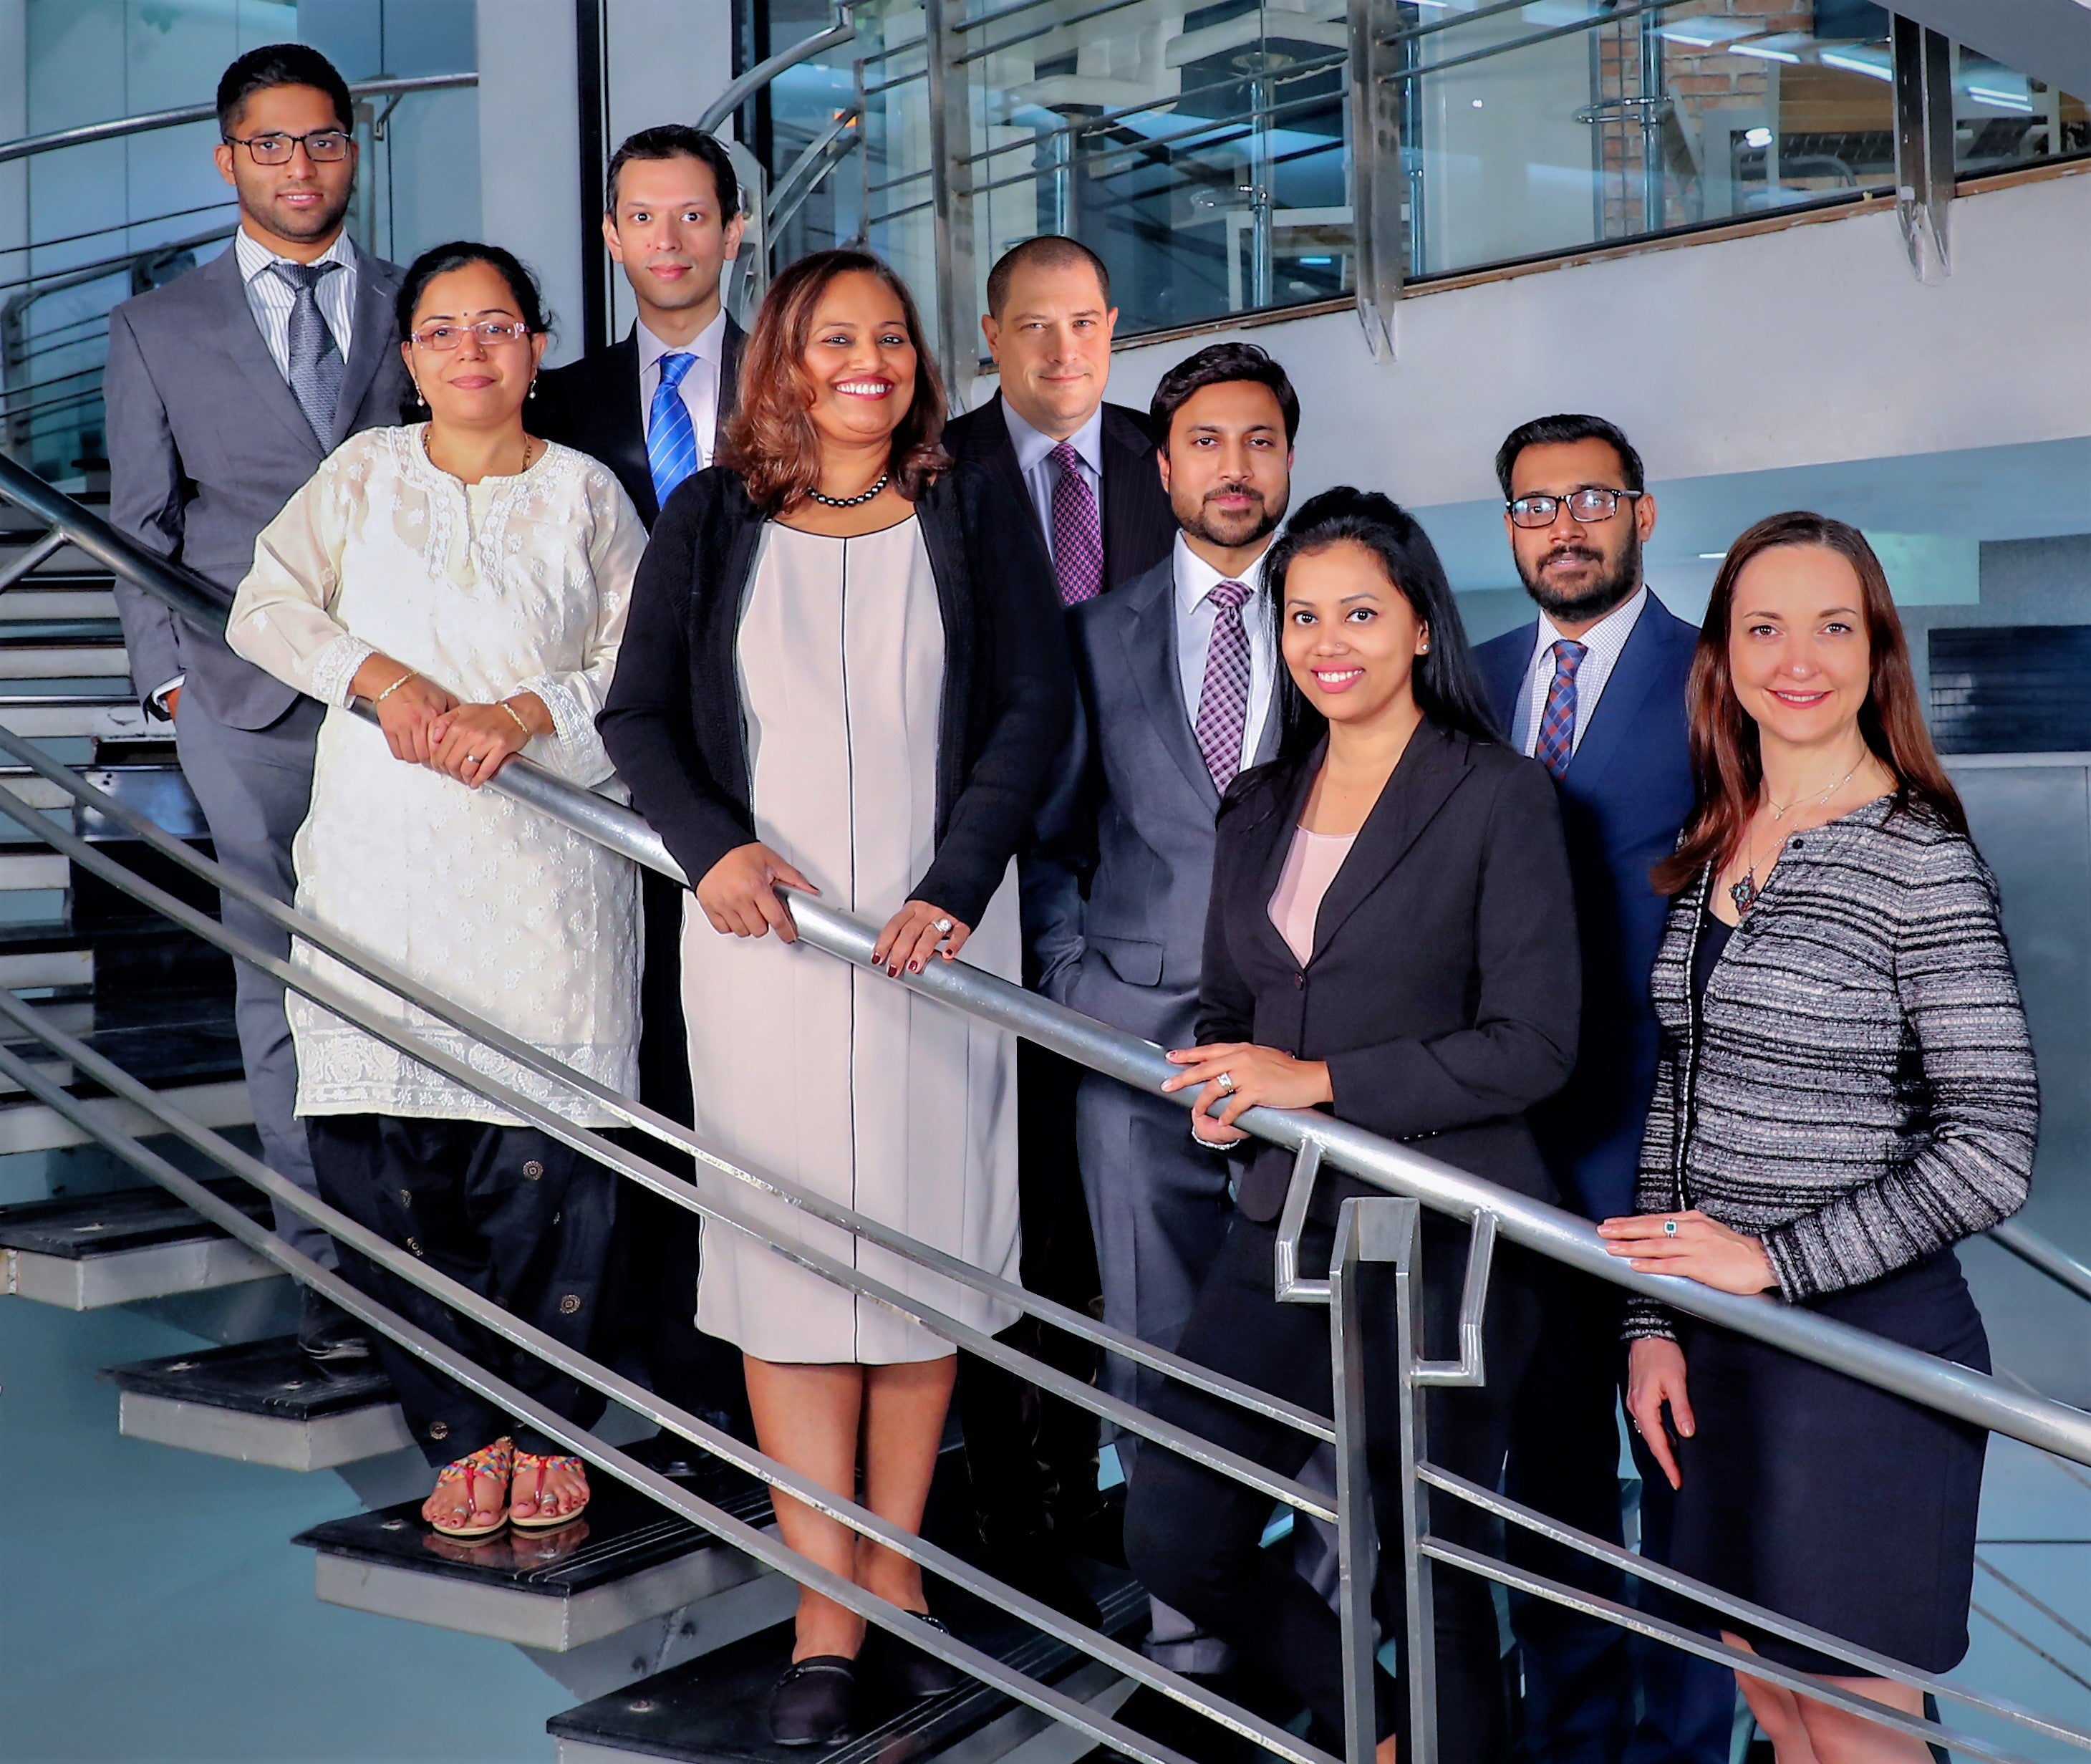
[719,248,949,514]
[1653,510,1966,895]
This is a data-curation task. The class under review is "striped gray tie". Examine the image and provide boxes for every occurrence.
[271,259,346,445]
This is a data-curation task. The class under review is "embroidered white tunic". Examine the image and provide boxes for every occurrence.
[228,426,645,1128]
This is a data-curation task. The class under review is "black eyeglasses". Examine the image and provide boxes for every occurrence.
[222,129,352,165]
[1506,487,1645,529]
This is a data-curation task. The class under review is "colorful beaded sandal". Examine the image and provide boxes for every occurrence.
[425,1436,513,1540]
[511,1450,591,1533]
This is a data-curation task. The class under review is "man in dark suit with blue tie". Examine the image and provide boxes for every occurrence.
[1473,415,1732,1764]
[106,44,412,1362]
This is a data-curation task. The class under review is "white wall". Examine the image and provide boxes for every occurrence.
[1101,170,2091,514]
[477,0,584,363]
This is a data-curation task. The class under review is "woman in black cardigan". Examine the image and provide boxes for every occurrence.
[1126,488,1579,1763]
[598,250,1069,1745]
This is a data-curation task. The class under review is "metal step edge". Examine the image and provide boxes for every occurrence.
[4,1230,281,1308]
[0,1074,251,1157]
[312,1533,786,1653]
[117,1388,415,1470]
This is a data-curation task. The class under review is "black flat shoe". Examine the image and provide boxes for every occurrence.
[861,1611,966,1700]
[299,1289,371,1362]
[768,1655,858,1747]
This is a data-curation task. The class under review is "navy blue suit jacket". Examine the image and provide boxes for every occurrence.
[1474,595,1699,1221]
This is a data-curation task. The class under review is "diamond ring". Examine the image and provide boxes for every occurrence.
[1663,1218,1679,1237]
[1215,1072,1236,1094]
[932,917,953,935]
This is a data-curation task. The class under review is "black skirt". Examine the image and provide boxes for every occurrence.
[1668,1250,1989,1677]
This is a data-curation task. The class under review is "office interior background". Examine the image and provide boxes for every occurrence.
[0,0,2085,1758]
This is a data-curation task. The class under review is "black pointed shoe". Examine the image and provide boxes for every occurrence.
[768,1655,858,1748]
[861,1611,966,1700]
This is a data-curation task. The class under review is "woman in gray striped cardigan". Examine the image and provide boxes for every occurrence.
[1597,512,2037,1763]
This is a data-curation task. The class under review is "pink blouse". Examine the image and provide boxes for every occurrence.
[1268,824,1357,967]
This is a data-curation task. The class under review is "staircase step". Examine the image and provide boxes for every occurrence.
[0,539,104,576]
[0,580,120,622]
[294,1467,795,1653]
[548,1570,1146,1764]
[0,1175,277,1307]
[0,917,230,996]
[0,625,130,678]
[0,693,148,740]
[100,1334,412,1470]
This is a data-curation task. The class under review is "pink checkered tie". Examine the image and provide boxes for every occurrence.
[1194,579,1253,791]
[1048,440,1104,607]
[1535,639,1588,780]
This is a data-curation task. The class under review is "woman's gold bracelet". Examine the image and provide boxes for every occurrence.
[499,699,531,736]
[375,669,419,703]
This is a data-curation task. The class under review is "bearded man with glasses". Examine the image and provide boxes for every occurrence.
[106,43,412,1363]
[1472,415,1735,1764]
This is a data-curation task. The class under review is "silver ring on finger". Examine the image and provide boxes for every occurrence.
[932,917,954,935]
[1663,1218,1679,1237]
[1215,1071,1236,1094]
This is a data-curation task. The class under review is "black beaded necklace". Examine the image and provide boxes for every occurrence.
[806,471,891,509]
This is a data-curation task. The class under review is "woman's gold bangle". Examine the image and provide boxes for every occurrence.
[499,699,531,736]
[375,669,418,703]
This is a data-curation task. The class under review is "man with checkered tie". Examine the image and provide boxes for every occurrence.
[1027,342,1296,1733]
[1472,415,1731,1764]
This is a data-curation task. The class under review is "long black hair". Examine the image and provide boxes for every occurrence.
[1262,486,1500,763]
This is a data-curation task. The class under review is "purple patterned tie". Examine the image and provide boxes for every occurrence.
[1194,579,1253,792]
[1048,440,1104,607]
[1534,639,1588,780]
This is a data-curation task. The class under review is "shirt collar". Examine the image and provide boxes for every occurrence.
[1525,582,1648,671]
[1003,395,1104,481]
[637,308,728,377]
[1174,530,1273,619]
[234,226,356,284]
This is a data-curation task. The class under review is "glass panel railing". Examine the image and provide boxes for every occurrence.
[1951,45,2089,180]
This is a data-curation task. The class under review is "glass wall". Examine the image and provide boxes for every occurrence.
[0,0,478,481]
[740,0,2087,355]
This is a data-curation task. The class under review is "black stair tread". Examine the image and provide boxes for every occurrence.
[548,1568,1147,1763]
[0,622,126,644]
[294,1462,775,1596]
[0,987,243,1094]
[0,1173,269,1257]
[99,1334,395,1417]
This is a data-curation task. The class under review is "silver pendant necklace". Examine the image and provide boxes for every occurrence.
[1729,756,1866,915]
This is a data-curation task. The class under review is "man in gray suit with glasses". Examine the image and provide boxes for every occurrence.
[105,43,412,1361]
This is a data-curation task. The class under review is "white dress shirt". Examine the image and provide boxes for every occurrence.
[1515,584,1648,757]
[637,309,728,469]
[234,227,357,377]
[1174,533,1277,778]
[1003,397,1104,567]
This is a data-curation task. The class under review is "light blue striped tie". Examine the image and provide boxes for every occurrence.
[648,352,700,510]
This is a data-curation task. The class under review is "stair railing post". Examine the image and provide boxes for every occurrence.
[1348,0,1406,360]
[1893,14,1955,284]
[924,0,978,410]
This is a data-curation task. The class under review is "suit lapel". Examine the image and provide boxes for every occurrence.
[604,332,656,524]
[209,245,321,458]
[1100,405,1156,589]
[1120,562,1219,811]
[1481,620,1537,746]
[1310,723,1471,960]
[974,394,1045,554]
[329,246,398,448]
[716,316,745,445]
[1557,594,1667,796]
[1246,755,1318,968]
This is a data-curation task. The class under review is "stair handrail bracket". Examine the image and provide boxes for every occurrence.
[5,455,2090,1764]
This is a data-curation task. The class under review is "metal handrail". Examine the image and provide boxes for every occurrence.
[0,72,478,165]
[0,451,2085,1468]
[696,5,859,137]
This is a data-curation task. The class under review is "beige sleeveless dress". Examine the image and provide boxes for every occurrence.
[680,517,1023,1364]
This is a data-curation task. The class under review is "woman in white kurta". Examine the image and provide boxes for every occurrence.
[598,250,1071,1743]
[229,245,644,1542]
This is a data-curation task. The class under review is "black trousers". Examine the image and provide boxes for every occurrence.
[308,1114,616,1467]
[955,1041,1106,1548]
[1126,1210,1540,1758]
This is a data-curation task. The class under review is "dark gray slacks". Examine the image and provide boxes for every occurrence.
[308,1114,615,1466]
[173,694,333,1267]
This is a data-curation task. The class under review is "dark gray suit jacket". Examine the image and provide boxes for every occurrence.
[1026,553,1279,1051]
[105,236,412,730]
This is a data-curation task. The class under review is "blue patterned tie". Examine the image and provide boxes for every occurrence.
[1535,639,1588,780]
[648,352,700,509]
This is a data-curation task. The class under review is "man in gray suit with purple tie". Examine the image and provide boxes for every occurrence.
[105,44,412,1360]
[1028,343,1295,1745]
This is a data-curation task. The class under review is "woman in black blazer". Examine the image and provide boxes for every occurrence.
[598,250,1069,1745]
[1126,488,1579,1763]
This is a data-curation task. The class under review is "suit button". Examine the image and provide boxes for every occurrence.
[1294,971,1305,989]
[559,1293,582,1315]
[406,1238,423,1256]
[523,1160,545,1180]
[397,1189,412,1208]
[428,1420,449,1442]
